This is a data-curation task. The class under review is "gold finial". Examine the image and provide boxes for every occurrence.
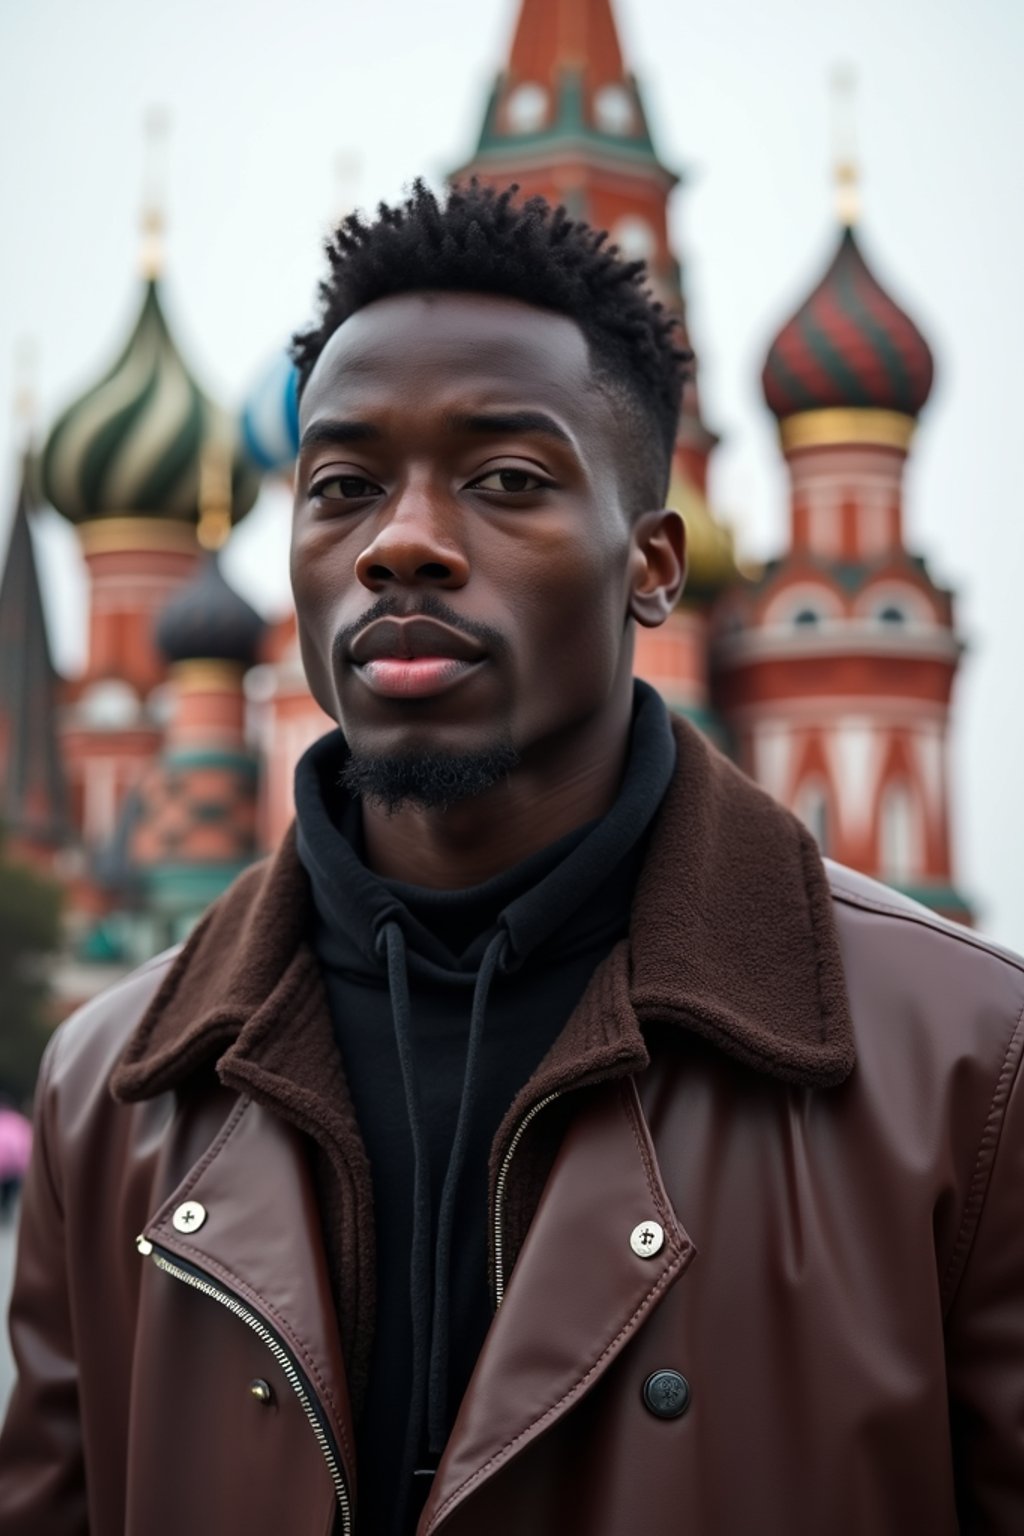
[831,64,861,227]
[332,150,361,226]
[12,337,37,442]
[197,438,233,551]
[140,106,170,280]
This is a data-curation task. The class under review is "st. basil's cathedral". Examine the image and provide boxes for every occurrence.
[0,0,971,1013]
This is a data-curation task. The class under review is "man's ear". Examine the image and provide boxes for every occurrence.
[627,509,686,627]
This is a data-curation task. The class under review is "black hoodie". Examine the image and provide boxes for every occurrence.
[295,681,676,1535]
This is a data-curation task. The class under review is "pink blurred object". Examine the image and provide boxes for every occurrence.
[0,1108,32,1180]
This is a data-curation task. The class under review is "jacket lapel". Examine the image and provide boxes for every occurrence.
[139,1095,358,1495]
[421,1078,695,1535]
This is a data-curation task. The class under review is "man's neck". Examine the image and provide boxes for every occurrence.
[360,706,633,890]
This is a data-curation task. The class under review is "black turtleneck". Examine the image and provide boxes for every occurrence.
[294,681,676,1536]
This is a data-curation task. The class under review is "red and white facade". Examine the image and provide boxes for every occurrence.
[714,412,968,920]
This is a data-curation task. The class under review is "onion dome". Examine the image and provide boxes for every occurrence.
[155,553,265,667]
[240,349,300,472]
[761,226,934,424]
[40,279,261,526]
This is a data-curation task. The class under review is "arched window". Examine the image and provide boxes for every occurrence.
[506,82,548,133]
[78,678,139,729]
[594,83,634,135]
[795,780,830,855]
[880,781,919,882]
[855,582,933,627]
[765,583,842,628]
[611,216,657,261]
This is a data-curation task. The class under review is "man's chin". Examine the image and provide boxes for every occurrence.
[337,742,520,814]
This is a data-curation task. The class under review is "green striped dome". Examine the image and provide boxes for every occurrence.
[41,280,260,526]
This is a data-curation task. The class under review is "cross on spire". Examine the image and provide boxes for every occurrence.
[831,64,861,227]
[140,105,170,280]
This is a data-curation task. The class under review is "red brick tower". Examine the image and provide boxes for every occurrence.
[37,204,259,904]
[124,452,265,946]
[250,611,332,853]
[712,161,970,922]
[454,0,737,734]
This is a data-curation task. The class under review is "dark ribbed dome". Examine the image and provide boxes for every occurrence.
[762,226,934,421]
[155,554,265,666]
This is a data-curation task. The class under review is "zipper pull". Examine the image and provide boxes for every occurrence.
[136,1234,153,1256]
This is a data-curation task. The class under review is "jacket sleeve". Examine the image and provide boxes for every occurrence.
[946,1004,1024,1535]
[0,1026,88,1533]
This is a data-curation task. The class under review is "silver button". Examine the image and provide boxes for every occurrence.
[629,1219,665,1258]
[172,1200,207,1234]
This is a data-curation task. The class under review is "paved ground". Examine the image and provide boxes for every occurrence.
[0,1209,18,1418]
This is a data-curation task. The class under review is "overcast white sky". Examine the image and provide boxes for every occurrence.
[1,0,1021,946]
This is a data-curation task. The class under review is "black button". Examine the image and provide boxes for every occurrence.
[642,1369,691,1419]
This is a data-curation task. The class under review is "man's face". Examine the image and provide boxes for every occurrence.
[291,291,671,781]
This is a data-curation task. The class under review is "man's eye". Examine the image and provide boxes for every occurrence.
[310,475,380,500]
[471,468,549,494]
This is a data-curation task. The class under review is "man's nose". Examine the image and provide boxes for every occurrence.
[353,486,469,592]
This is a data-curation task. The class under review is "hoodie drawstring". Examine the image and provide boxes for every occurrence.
[427,926,508,1455]
[380,920,433,1526]
[378,917,510,1513]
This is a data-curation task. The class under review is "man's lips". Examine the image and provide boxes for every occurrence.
[348,615,486,666]
[348,616,487,701]
[356,656,483,700]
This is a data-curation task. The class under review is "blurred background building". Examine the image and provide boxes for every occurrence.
[0,0,974,1030]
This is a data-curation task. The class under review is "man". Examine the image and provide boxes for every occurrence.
[1,181,1022,1536]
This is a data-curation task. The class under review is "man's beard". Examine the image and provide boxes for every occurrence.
[338,741,520,813]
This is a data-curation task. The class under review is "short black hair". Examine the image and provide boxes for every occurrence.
[291,180,692,510]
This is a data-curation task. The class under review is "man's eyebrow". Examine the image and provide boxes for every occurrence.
[446,410,574,447]
[298,420,382,452]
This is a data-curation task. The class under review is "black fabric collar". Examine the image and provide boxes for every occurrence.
[293,681,677,982]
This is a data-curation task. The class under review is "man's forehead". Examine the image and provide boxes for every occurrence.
[300,290,594,424]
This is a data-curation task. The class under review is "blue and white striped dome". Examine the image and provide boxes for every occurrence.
[240,349,300,472]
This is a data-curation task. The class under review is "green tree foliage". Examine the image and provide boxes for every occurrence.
[0,832,62,1105]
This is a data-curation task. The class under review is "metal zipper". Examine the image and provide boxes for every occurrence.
[137,1236,352,1536]
[492,1090,563,1308]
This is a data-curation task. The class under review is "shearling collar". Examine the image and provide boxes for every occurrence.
[111,715,854,1107]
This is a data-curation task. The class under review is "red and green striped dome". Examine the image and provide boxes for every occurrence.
[762,226,934,421]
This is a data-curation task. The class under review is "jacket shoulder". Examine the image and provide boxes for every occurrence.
[44,847,284,1110]
[825,859,1024,979]
[45,948,183,1096]
[824,860,1024,1111]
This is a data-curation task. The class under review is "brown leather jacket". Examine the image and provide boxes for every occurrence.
[2,718,1023,1535]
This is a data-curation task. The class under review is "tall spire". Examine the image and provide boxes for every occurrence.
[506,0,627,97]
[455,0,719,483]
[0,351,69,852]
[461,0,666,179]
